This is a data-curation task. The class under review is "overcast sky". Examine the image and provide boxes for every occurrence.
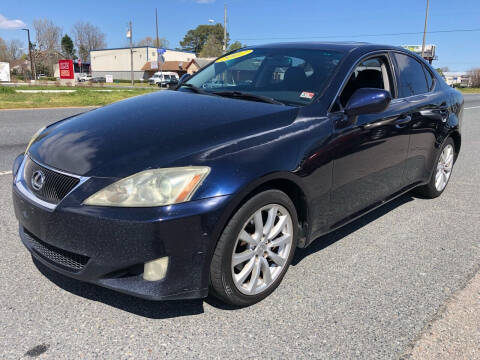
[0,0,479,71]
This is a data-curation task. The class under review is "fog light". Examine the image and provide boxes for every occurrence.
[143,257,169,281]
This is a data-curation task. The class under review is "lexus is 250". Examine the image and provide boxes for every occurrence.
[12,43,463,306]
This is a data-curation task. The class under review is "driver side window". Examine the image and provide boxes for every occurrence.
[333,55,394,112]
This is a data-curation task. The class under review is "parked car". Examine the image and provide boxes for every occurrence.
[89,76,106,83]
[12,43,463,306]
[77,73,93,82]
[158,76,178,89]
[148,71,179,86]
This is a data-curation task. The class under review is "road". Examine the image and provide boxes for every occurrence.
[0,95,479,359]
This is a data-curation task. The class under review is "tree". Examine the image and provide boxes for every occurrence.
[0,37,26,62]
[135,36,169,48]
[33,19,62,53]
[33,18,63,75]
[199,34,223,58]
[470,68,480,87]
[180,24,228,55]
[61,34,75,59]
[228,41,245,52]
[72,21,106,61]
[435,68,444,77]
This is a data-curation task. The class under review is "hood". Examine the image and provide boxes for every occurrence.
[28,90,299,178]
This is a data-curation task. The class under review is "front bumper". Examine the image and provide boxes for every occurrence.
[13,178,232,301]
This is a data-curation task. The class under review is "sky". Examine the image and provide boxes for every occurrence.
[0,0,479,71]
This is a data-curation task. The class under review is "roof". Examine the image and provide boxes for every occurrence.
[142,61,189,72]
[250,41,404,53]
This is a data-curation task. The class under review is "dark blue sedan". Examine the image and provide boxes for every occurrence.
[12,43,463,306]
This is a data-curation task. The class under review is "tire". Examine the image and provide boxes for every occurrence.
[414,137,455,198]
[210,189,298,306]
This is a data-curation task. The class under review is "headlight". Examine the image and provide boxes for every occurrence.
[26,126,46,153]
[83,167,210,207]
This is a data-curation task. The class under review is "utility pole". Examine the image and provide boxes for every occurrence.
[421,0,430,58]
[155,8,160,48]
[223,4,227,53]
[128,21,134,86]
[22,28,36,81]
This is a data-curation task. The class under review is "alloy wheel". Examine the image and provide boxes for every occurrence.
[231,204,293,295]
[435,144,454,191]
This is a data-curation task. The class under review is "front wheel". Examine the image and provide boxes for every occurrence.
[414,137,455,198]
[210,190,298,306]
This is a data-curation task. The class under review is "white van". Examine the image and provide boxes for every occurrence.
[148,72,179,85]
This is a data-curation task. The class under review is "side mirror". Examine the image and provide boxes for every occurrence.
[344,88,392,116]
[178,73,191,85]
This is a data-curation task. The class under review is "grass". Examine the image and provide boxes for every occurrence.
[0,86,160,109]
[458,87,480,94]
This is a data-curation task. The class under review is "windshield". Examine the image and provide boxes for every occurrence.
[185,47,345,106]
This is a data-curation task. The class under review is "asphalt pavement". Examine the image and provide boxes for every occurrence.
[0,94,479,359]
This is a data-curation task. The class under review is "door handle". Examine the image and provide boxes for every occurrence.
[395,115,411,128]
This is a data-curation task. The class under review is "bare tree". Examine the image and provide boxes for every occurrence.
[33,19,62,52]
[7,39,24,60]
[0,37,25,62]
[135,36,169,48]
[32,18,62,75]
[72,21,106,61]
[470,68,480,88]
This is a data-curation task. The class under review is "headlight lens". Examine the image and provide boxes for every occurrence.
[26,126,46,153]
[83,167,210,207]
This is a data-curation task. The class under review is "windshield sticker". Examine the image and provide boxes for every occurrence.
[215,49,253,63]
[300,91,315,100]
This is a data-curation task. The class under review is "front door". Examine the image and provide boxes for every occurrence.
[328,54,411,228]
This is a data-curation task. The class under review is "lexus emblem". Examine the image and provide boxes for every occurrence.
[31,170,46,191]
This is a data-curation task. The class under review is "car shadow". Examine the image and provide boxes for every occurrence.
[32,193,415,317]
[33,258,206,319]
[292,194,415,266]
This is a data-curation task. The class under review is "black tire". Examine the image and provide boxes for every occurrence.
[414,137,455,199]
[210,189,298,307]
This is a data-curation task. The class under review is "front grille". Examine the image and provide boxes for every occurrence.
[23,157,80,204]
[23,229,89,272]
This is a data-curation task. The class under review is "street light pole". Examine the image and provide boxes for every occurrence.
[421,0,430,58]
[22,28,36,80]
[128,21,134,86]
[223,4,227,53]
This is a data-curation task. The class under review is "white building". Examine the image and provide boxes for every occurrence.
[90,47,196,80]
[443,72,472,87]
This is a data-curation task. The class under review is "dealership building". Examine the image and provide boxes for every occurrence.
[90,47,196,80]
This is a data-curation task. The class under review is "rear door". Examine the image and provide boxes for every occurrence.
[391,52,447,184]
[328,53,412,228]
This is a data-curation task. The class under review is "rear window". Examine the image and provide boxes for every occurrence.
[393,53,429,97]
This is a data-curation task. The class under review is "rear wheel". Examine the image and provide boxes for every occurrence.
[210,190,298,306]
[414,137,455,198]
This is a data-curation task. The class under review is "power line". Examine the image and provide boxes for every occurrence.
[233,27,480,42]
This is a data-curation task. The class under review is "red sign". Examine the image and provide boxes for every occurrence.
[59,59,74,79]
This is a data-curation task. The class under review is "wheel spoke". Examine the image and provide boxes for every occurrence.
[263,206,277,237]
[260,257,272,285]
[435,170,443,189]
[267,215,287,240]
[232,249,255,266]
[238,230,258,246]
[253,211,264,239]
[267,233,291,248]
[234,256,255,284]
[267,250,286,266]
[247,259,261,292]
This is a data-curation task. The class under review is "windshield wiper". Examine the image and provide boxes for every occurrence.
[177,83,215,96]
[212,91,285,105]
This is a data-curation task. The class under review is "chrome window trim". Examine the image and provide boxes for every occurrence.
[14,155,89,211]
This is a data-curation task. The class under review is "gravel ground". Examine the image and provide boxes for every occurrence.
[0,96,479,359]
